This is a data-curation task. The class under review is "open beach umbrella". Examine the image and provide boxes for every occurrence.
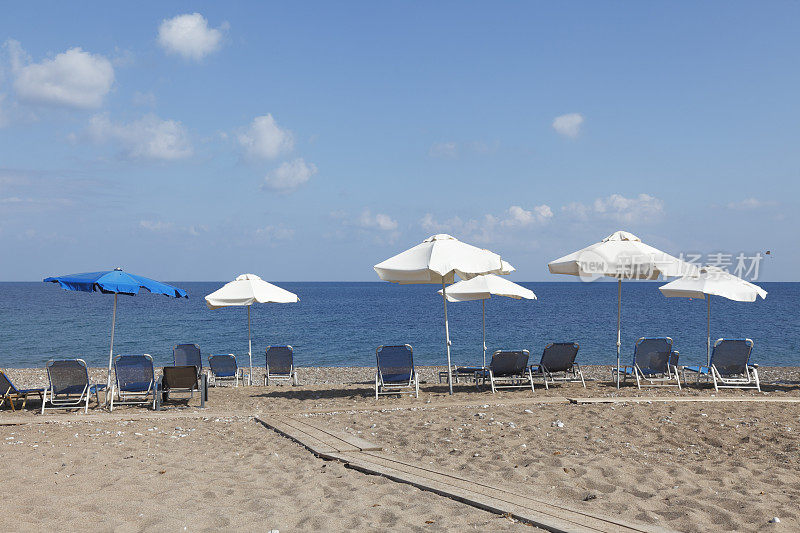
[548,230,697,387]
[204,274,299,385]
[438,274,536,367]
[44,268,188,390]
[659,266,767,365]
[374,234,513,394]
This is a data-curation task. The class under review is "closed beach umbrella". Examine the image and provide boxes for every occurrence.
[438,274,536,367]
[659,266,767,365]
[44,268,188,390]
[374,234,513,394]
[205,274,299,385]
[548,231,697,387]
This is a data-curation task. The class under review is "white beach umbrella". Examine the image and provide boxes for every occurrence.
[374,234,513,393]
[438,274,536,367]
[548,230,697,387]
[659,266,767,365]
[205,274,299,384]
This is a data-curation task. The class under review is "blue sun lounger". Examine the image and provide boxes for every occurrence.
[682,339,759,391]
[209,354,240,387]
[530,342,585,389]
[173,343,202,379]
[1,370,43,411]
[613,337,681,389]
[41,359,105,414]
[265,346,298,386]
[481,350,534,393]
[109,354,156,411]
[375,344,419,399]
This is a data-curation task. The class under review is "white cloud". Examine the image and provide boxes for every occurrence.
[157,13,226,61]
[10,41,114,109]
[428,141,458,158]
[238,114,294,159]
[139,220,173,232]
[88,113,193,160]
[359,210,398,231]
[563,193,663,223]
[254,224,295,241]
[262,158,317,192]
[501,205,553,227]
[727,198,775,210]
[552,113,584,138]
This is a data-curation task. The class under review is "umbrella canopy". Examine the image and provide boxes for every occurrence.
[547,231,697,387]
[204,274,299,385]
[659,266,767,364]
[438,274,536,367]
[44,268,187,391]
[374,234,513,393]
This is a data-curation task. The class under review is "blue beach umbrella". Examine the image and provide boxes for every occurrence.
[44,268,188,389]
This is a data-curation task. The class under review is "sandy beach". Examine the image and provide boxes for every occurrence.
[2,365,799,532]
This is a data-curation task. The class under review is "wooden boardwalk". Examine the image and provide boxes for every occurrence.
[256,415,676,533]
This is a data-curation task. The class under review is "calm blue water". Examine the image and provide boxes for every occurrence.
[0,282,798,369]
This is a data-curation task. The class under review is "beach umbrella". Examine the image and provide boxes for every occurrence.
[204,274,299,385]
[374,234,513,394]
[438,274,536,367]
[659,266,767,365]
[44,268,188,390]
[548,230,697,387]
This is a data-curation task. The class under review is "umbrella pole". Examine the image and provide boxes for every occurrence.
[616,279,622,389]
[707,296,711,366]
[107,293,118,393]
[442,280,454,395]
[482,299,486,368]
[248,306,253,386]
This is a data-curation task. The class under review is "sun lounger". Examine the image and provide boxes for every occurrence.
[209,354,240,387]
[375,344,419,399]
[41,359,105,414]
[530,342,585,389]
[109,354,156,411]
[264,345,298,386]
[0,370,43,411]
[159,365,201,403]
[481,350,534,393]
[438,365,484,384]
[613,337,681,389]
[682,338,759,391]
[173,343,202,379]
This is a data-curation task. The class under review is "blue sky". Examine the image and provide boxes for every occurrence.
[0,2,797,281]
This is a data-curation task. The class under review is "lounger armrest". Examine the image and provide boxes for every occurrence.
[530,364,542,372]
[683,365,710,374]
[749,363,759,368]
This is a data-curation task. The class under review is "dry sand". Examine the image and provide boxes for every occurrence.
[2,365,799,532]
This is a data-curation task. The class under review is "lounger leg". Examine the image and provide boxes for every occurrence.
[109,386,114,412]
[41,388,48,414]
[674,367,682,390]
[752,367,761,392]
[577,365,586,388]
[375,373,379,400]
[414,373,419,398]
[490,371,496,394]
[528,369,535,392]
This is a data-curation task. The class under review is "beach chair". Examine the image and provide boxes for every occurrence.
[264,345,298,386]
[530,343,585,389]
[208,354,240,387]
[159,365,200,403]
[41,359,105,414]
[481,350,534,393]
[682,339,759,391]
[613,337,681,389]
[0,370,43,411]
[109,354,156,411]
[173,343,202,379]
[375,344,419,399]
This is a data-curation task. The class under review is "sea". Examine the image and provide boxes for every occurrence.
[1,281,798,369]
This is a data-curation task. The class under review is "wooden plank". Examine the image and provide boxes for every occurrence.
[255,416,382,455]
[568,396,800,404]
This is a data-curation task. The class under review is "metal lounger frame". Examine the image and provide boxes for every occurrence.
[159,366,201,402]
[682,338,759,392]
[375,344,419,399]
[264,345,298,386]
[41,359,103,414]
[109,354,157,411]
[530,342,585,390]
